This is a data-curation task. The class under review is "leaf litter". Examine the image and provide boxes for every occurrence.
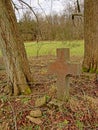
[0,56,98,130]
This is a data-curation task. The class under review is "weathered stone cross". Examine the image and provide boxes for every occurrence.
[48,48,81,100]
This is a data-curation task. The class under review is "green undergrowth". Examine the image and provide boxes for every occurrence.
[82,67,98,73]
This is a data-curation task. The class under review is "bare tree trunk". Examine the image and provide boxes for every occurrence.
[83,0,98,73]
[0,0,33,95]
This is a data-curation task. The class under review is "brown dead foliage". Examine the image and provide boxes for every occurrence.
[0,56,98,130]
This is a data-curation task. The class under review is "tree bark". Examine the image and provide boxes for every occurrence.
[0,0,33,95]
[83,0,98,73]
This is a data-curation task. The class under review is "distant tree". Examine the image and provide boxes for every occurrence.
[83,0,98,72]
[63,0,84,40]
[0,0,33,95]
[18,1,84,42]
[18,11,37,41]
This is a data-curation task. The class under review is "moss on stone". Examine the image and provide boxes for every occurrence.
[82,67,98,73]
[89,68,96,73]
[96,70,98,74]
[82,67,89,72]
[21,86,31,95]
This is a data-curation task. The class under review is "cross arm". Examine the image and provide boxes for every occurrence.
[68,62,81,76]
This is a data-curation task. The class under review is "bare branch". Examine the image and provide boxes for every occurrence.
[37,0,50,24]
[72,13,83,27]
[77,0,81,13]
[11,0,18,11]
[72,0,83,27]
[8,100,18,130]
[16,0,43,40]
[72,13,83,20]
[18,0,39,23]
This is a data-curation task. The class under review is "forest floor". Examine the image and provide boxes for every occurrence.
[0,56,98,130]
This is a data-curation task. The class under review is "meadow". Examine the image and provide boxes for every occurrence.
[0,40,84,57]
[24,40,84,57]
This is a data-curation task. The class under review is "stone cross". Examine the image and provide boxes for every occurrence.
[48,48,81,100]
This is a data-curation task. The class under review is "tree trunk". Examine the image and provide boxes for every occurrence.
[83,0,98,73]
[0,0,33,95]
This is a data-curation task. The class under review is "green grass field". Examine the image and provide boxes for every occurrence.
[24,40,84,57]
[0,41,84,57]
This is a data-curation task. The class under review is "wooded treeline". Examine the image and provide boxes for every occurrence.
[18,2,84,41]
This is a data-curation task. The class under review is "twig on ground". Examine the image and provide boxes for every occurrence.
[8,100,18,130]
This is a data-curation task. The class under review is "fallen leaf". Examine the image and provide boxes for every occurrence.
[26,116,42,125]
[35,96,47,107]
[30,109,42,117]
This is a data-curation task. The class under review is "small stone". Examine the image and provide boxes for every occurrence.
[26,116,42,125]
[48,99,63,108]
[35,96,47,107]
[30,109,42,117]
